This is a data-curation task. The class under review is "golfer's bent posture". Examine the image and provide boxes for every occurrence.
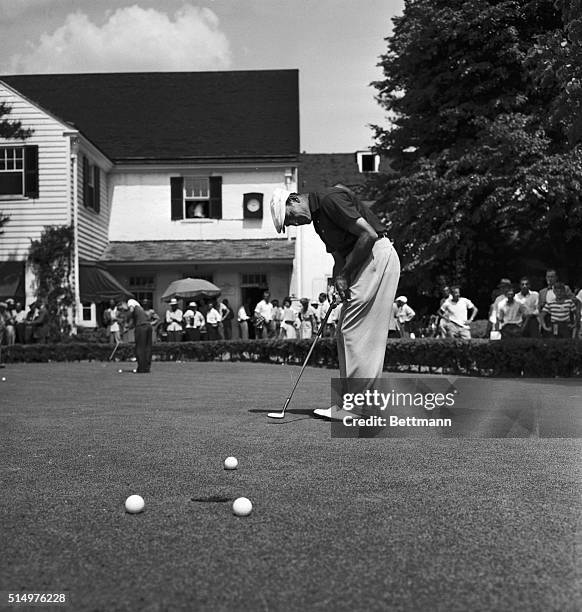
[270,186,400,419]
[126,299,153,373]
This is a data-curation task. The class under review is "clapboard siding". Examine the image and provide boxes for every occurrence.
[0,83,71,260]
[77,150,110,261]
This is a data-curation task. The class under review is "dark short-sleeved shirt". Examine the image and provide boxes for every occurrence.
[132,305,150,327]
[308,187,386,258]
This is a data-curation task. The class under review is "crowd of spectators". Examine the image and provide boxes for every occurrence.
[0,299,49,345]
[1,269,580,347]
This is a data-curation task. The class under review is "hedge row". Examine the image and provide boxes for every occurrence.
[3,337,582,377]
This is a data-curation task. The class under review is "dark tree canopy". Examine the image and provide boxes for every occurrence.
[371,0,582,311]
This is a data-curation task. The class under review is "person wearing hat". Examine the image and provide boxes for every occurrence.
[4,298,16,345]
[183,301,205,341]
[270,185,400,420]
[393,296,416,338]
[124,299,153,373]
[165,298,183,343]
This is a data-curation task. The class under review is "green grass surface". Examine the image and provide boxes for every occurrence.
[1,362,580,612]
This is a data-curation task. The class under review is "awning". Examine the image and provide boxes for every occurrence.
[0,261,25,302]
[79,263,133,303]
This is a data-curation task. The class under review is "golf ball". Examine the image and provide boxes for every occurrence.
[224,456,238,470]
[1,377,5,381]
[125,494,145,514]
[232,497,252,517]
[118,369,123,373]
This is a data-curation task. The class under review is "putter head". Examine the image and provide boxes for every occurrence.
[267,412,285,419]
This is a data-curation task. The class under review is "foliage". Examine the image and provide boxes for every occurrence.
[0,102,33,139]
[28,225,75,341]
[3,337,582,377]
[0,102,34,233]
[370,0,582,307]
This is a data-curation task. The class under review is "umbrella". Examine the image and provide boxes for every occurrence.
[161,278,221,302]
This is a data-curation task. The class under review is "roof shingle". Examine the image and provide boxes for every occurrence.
[101,239,295,264]
[2,70,299,162]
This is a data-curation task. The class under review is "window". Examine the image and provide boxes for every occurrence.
[171,176,222,220]
[83,156,101,212]
[81,302,94,322]
[0,145,39,198]
[241,273,267,287]
[129,276,155,305]
[356,151,379,174]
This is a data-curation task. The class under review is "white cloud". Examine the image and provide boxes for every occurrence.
[5,4,231,73]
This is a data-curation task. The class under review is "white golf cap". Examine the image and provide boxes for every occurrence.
[396,296,407,303]
[170,298,178,305]
[270,187,291,233]
[127,298,140,309]
[189,301,197,307]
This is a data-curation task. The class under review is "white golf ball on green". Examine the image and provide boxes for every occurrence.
[224,456,238,470]
[125,494,145,514]
[232,497,252,517]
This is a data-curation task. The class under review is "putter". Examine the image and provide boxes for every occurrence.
[108,339,120,361]
[268,300,338,419]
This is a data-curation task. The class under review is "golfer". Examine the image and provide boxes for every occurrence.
[124,299,153,373]
[270,185,400,419]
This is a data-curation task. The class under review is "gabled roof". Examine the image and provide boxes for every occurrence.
[101,239,295,264]
[1,70,299,163]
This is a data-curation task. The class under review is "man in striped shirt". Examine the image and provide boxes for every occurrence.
[540,283,577,338]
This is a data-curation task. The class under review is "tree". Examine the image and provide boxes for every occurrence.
[0,102,34,233]
[370,0,582,309]
[28,225,75,342]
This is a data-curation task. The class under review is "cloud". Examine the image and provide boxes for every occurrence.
[5,4,231,73]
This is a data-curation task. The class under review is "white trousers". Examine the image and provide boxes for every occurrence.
[337,238,400,380]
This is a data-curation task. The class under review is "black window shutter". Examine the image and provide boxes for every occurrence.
[94,166,101,213]
[170,177,184,220]
[83,156,90,208]
[24,145,39,198]
[209,176,222,219]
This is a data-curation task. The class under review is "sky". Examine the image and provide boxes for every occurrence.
[0,0,404,153]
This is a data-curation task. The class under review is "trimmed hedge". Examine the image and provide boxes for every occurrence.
[2,337,581,377]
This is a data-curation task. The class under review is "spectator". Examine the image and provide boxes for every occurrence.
[103,299,121,345]
[315,292,331,336]
[254,290,274,339]
[393,296,416,338]
[4,298,16,345]
[271,299,284,338]
[514,277,540,337]
[165,298,183,342]
[205,300,221,341]
[183,301,205,341]
[298,298,317,340]
[14,302,26,344]
[576,284,582,339]
[435,285,452,338]
[487,278,512,337]
[439,286,478,339]
[540,282,577,338]
[32,301,49,343]
[237,302,250,340]
[280,297,298,339]
[0,302,7,346]
[498,287,526,338]
[141,298,161,342]
[24,302,37,344]
[220,299,234,340]
[539,269,573,312]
